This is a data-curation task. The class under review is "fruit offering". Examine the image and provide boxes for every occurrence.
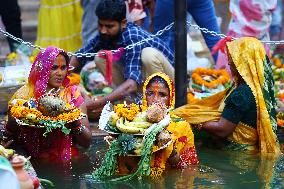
[10,93,85,136]
[0,145,14,159]
[103,102,168,135]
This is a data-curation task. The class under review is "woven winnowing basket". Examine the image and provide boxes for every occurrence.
[0,84,23,114]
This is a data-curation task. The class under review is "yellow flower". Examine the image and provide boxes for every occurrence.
[29,56,35,63]
[114,103,141,121]
[7,52,17,61]
[10,102,82,124]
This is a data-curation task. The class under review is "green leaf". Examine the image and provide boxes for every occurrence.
[61,126,71,135]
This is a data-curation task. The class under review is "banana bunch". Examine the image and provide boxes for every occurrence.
[133,111,147,122]
[124,120,152,129]
[108,112,119,126]
[107,110,153,134]
[116,117,146,134]
[0,145,14,159]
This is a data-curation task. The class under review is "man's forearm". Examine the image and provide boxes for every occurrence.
[87,79,138,110]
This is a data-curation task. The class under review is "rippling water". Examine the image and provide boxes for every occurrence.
[31,136,284,189]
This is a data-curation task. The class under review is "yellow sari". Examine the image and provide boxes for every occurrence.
[174,37,280,155]
[118,73,199,179]
[93,73,199,181]
[35,0,83,52]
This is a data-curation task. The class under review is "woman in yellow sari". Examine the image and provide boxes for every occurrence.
[93,72,199,181]
[174,37,280,155]
[143,73,199,174]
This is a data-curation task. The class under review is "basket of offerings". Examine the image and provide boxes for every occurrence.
[10,91,86,136]
[188,68,231,102]
[99,101,172,156]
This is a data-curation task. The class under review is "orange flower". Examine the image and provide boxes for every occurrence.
[277,118,284,127]
[272,57,283,68]
[187,92,199,103]
[10,102,82,124]
[68,73,81,85]
[191,68,230,89]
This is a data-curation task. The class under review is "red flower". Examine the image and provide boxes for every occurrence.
[154,153,162,167]
[31,177,40,189]
[178,136,188,143]
[177,147,199,168]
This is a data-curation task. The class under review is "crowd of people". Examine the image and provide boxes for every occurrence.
[0,0,283,188]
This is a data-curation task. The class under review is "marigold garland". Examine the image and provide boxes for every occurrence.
[68,73,81,86]
[187,92,199,103]
[272,57,284,68]
[191,68,230,89]
[114,103,140,121]
[10,104,82,123]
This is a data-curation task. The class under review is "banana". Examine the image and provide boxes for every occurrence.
[124,120,152,129]
[0,145,14,158]
[134,142,144,150]
[109,112,119,126]
[133,148,142,155]
[116,118,145,134]
[133,111,147,122]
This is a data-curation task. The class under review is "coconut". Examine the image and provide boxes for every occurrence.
[146,102,167,123]
[38,95,66,117]
[156,130,171,147]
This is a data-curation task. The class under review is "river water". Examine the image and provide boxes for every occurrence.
[30,135,284,189]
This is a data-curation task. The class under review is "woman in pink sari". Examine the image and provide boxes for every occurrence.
[5,46,92,163]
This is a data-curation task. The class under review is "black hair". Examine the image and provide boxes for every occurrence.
[95,0,126,22]
[59,51,70,65]
[147,76,169,89]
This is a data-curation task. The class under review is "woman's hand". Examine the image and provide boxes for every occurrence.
[192,123,204,131]
[65,120,81,130]
[193,118,237,138]
[168,148,180,167]
[1,139,13,148]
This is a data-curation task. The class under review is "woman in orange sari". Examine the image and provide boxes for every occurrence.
[5,46,92,162]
